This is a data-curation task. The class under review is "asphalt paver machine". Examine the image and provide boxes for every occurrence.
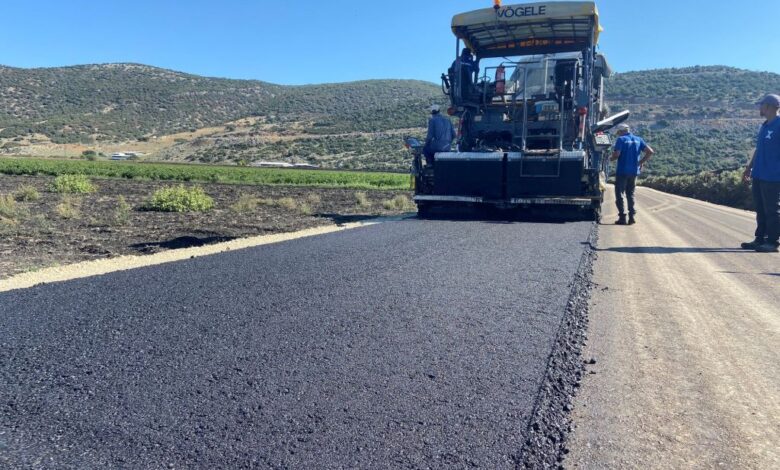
[409,1,629,220]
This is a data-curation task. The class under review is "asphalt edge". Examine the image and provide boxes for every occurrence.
[0,215,412,294]
[518,223,598,469]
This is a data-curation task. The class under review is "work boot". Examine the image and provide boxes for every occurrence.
[628,215,636,225]
[615,215,627,225]
[740,238,765,249]
[755,241,779,253]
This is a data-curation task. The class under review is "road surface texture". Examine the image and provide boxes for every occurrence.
[1,218,595,469]
[567,187,779,469]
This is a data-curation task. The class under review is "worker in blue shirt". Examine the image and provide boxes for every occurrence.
[423,105,456,165]
[610,124,655,225]
[741,94,780,253]
[450,48,479,101]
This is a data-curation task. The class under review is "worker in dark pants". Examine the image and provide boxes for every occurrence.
[450,48,478,101]
[423,105,456,166]
[610,124,655,225]
[741,94,780,253]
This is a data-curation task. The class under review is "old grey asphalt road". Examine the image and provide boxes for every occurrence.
[567,187,780,469]
[1,218,594,469]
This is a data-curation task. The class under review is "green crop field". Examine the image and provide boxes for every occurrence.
[0,158,411,191]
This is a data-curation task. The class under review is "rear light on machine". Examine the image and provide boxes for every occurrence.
[493,0,502,10]
[447,107,457,116]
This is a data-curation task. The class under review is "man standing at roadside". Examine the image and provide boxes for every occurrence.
[741,94,780,253]
[423,105,456,166]
[610,123,655,225]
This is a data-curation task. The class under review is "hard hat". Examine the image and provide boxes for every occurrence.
[615,123,630,133]
[430,104,441,113]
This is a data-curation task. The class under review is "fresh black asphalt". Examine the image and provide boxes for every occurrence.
[1,218,593,468]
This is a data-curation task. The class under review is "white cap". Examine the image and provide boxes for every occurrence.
[430,104,441,113]
[616,123,630,132]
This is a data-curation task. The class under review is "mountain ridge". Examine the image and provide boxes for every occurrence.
[1,63,778,174]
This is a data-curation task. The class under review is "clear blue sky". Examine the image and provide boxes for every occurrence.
[1,0,779,85]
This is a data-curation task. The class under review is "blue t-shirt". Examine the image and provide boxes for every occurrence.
[614,133,647,176]
[425,114,456,152]
[752,116,780,182]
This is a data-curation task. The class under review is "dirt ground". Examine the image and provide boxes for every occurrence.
[0,175,413,279]
[566,187,779,469]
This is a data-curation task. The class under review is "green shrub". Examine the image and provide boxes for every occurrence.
[14,184,41,202]
[50,174,96,194]
[145,185,214,212]
[81,150,98,161]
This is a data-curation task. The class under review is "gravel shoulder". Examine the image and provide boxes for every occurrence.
[567,187,780,469]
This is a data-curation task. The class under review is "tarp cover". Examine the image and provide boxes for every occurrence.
[452,2,601,57]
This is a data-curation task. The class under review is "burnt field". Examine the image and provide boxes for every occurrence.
[0,175,413,279]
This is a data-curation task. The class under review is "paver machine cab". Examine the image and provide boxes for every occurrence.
[408,1,629,220]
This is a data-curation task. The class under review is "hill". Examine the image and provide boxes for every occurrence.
[1,63,778,174]
[606,66,780,175]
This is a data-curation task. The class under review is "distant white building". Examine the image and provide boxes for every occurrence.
[249,161,295,168]
[248,161,320,169]
[110,151,144,160]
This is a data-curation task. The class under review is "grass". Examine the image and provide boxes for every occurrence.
[304,193,321,206]
[50,174,96,194]
[56,196,81,219]
[354,191,372,209]
[114,196,131,225]
[14,184,41,202]
[0,157,409,191]
[145,185,214,212]
[297,193,321,216]
[230,193,261,213]
[297,202,313,216]
[274,197,298,211]
[382,194,415,211]
[0,194,25,222]
[231,194,318,215]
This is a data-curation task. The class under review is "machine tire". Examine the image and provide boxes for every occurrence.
[416,203,432,219]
